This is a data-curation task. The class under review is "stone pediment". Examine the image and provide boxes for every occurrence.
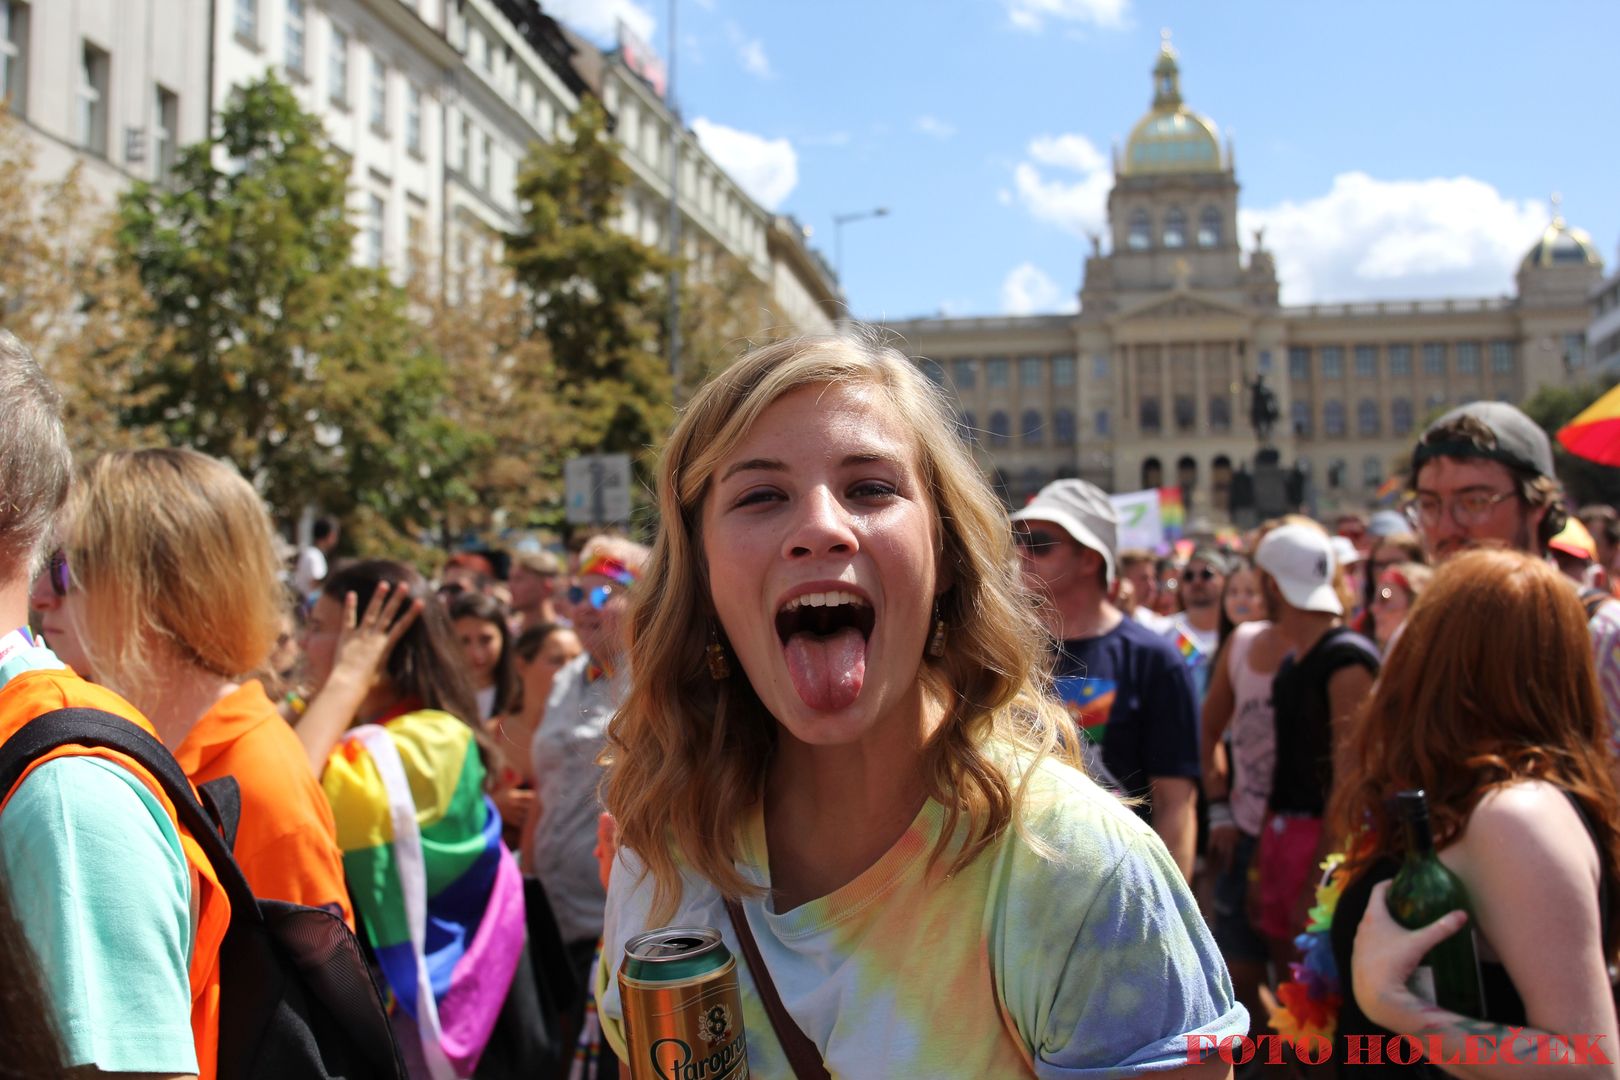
[1115,290,1251,323]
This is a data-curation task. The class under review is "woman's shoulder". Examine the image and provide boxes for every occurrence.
[986,751,1249,1068]
[1459,779,1595,854]
[993,746,1164,881]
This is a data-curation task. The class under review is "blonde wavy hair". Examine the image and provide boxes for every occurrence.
[603,330,1080,922]
[67,448,282,697]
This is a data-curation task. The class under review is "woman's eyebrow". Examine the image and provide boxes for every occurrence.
[719,458,786,483]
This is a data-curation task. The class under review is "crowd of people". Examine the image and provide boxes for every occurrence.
[1,323,1618,1079]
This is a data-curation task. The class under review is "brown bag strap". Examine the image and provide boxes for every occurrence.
[723,898,831,1080]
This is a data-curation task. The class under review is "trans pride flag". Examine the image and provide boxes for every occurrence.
[325,711,525,1078]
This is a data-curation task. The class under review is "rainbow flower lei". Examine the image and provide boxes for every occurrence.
[1267,852,1347,1042]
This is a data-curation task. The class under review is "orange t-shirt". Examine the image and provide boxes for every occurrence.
[0,667,229,1080]
[174,680,354,929]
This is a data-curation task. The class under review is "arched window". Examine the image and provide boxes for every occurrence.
[1324,400,1346,436]
[1292,400,1311,436]
[959,410,977,444]
[1198,206,1222,248]
[1053,408,1076,446]
[1362,456,1384,489]
[1139,396,1161,432]
[988,411,1010,446]
[1021,409,1043,446]
[1327,459,1347,490]
[1391,398,1413,436]
[1209,396,1231,431]
[1163,207,1186,249]
[1142,456,1163,489]
[1128,208,1151,251]
[1357,398,1380,435]
[1021,467,1044,500]
[1176,455,1198,490]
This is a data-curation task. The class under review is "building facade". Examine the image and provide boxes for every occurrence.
[886,40,1603,521]
[1591,252,1620,377]
[5,0,836,333]
[561,24,839,334]
[2,0,213,200]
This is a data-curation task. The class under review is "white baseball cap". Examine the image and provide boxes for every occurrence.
[1011,479,1119,583]
[1331,536,1364,567]
[1256,523,1342,616]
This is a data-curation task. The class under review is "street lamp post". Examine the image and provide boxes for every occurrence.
[833,206,890,289]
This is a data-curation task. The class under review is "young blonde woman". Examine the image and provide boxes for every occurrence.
[599,333,1244,1076]
[30,447,351,923]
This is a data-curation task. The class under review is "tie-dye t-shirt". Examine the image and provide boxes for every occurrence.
[597,747,1246,1078]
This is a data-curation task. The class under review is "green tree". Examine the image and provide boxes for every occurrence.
[507,97,673,464]
[676,250,787,401]
[0,108,161,457]
[117,76,463,552]
[1522,377,1620,508]
[410,229,565,543]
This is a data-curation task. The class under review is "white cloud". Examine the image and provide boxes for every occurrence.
[1005,0,1129,31]
[1028,133,1106,173]
[691,118,799,209]
[543,0,655,45]
[1240,172,1549,304]
[1001,263,1078,315]
[914,115,957,140]
[724,21,773,78]
[1009,132,1112,239]
[738,40,772,77]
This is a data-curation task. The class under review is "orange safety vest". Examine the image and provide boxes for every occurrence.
[0,668,229,1080]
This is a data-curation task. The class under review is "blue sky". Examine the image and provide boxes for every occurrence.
[546,0,1619,322]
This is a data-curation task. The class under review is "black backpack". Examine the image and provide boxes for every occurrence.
[0,707,407,1079]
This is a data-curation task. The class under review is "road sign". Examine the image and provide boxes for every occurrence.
[564,453,633,525]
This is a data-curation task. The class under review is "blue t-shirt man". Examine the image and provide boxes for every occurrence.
[1051,616,1202,823]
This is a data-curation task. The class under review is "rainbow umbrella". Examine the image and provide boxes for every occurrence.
[1557,383,1620,466]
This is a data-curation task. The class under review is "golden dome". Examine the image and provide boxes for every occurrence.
[1521,215,1600,270]
[1121,34,1223,176]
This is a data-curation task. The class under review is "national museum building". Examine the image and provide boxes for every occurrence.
[883,40,1604,523]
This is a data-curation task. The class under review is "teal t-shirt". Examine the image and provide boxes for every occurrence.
[0,628,197,1073]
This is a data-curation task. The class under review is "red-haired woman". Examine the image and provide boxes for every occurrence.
[1331,548,1620,1074]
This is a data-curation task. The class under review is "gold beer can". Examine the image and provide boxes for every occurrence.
[619,926,749,1080]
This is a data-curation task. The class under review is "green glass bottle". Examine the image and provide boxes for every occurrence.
[1385,789,1486,1015]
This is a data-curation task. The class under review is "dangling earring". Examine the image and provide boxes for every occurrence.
[926,602,947,659]
[707,624,732,680]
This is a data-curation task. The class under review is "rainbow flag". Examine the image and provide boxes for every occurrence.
[1172,626,1204,669]
[1373,474,1404,506]
[1158,486,1186,541]
[325,711,525,1078]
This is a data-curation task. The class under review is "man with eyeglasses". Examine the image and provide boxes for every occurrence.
[1169,548,1228,702]
[1409,401,1620,749]
[1013,479,1201,881]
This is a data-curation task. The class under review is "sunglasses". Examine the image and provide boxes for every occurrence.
[1013,530,1062,554]
[566,583,618,610]
[1181,568,1218,583]
[46,548,70,597]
